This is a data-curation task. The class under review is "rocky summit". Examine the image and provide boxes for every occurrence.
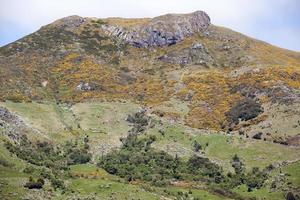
[0,10,300,200]
[102,10,211,47]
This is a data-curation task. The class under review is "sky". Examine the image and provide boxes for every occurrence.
[0,0,299,51]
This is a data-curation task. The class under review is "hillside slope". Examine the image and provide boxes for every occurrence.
[0,11,300,200]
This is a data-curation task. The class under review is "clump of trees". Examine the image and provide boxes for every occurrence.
[5,135,92,190]
[228,154,268,192]
[5,135,91,169]
[98,135,223,186]
[126,109,150,135]
[98,135,269,191]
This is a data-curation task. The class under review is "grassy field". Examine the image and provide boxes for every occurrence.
[68,164,230,200]
[1,101,299,170]
[233,184,285,200]
[0,101,299,199]
[148,123,300,171]
[282,161,300,187]
[0,101,140,156]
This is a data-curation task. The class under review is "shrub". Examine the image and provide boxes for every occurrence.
[245,167,268,191]
[231,154,245,175]
[67,149,91,165]
[23,166,35,174]
[126,110,150,135]
[228,155,268,191]
[226,98,263,125]
[50,178,65,190]
[193,140,202,152]
[24,177,44,189]
[187,155,222,179]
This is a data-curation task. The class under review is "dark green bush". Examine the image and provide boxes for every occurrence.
[228,155,268,191]
[245,167,268,192]
[23,166,35,174]
[193,140,202,152]
[98,135,222,185]
[67,148,91,165]
[226,98,263,125]
[5,135,91,169]
[24,176,44,189]
[126,110,150,135]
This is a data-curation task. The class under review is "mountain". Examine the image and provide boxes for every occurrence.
[0,11,299,200]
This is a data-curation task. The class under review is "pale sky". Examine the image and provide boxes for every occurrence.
[0,0,299,51]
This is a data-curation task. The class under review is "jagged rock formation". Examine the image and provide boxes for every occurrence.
[101,11,210,47]
[0,107,43,142]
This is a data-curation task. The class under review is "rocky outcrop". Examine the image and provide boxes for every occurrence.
[0,107,43,142]
[158,42,216,66]
[102,11,210,48]
[76,82,95,91]
[47,15,86,31]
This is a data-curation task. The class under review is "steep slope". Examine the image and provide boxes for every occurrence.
[0,11,300,132]
[0,11,300,200]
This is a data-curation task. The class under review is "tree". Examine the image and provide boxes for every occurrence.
[231,154,245,175]
[193,140,202,152]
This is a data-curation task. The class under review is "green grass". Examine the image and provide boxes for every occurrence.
[164,186,232,200]
[149,123,300,171]
[71,102,139,156]
[0,101,139,154]
[70,164,99,174]
[233,184,284,200]
[151,98,190,121]
[0,177,28,200]
[72,101,138,135]
[69,163,228,200]
[1,101,299,172]
[281,161,300,187]
[0,101,299,200]
[69,178,160,200]
[68,176,229,200]
[0,101,66,136]
[70,164,117,180]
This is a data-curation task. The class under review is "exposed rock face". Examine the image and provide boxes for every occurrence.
[102,11,210,48]
[0,107,43,142]
[76,82,94,91]
[49,15,86,30]
[0,107,29,142]
[158,42,216,66]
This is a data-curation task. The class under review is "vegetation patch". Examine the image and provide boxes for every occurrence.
[98,135,223,186]
[225,98,263,125]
